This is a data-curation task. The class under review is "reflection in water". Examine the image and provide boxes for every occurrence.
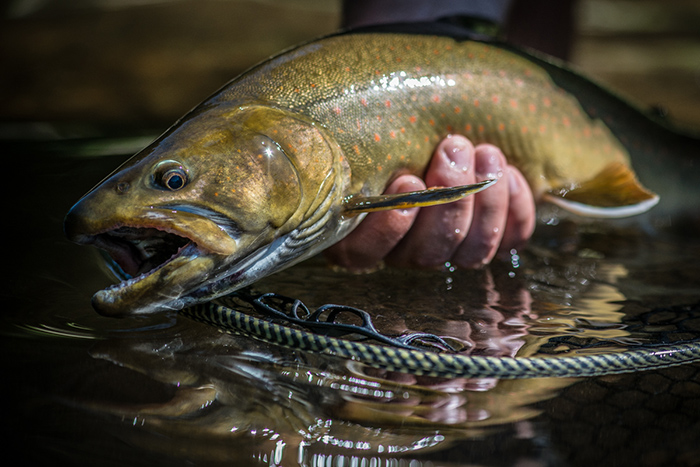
[65,243,688,464]
[81,315,574,464]
[5,150,700,466]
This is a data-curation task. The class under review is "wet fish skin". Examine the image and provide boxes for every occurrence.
[65,27,679,316]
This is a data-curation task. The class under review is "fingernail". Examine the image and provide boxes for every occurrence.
[477,146,504,180]
[443,137,472,172]
[507,167,521,194]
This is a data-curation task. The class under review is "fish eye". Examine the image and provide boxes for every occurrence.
[154,161,188,191]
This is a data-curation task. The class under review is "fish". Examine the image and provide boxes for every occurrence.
[64,22,697,317]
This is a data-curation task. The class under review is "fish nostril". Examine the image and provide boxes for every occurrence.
[116,182,130,194]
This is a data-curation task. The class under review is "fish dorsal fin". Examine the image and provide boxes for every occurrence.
[343,179,496,216]
[543,162,659,218]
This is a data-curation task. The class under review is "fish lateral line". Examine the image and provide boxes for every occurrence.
[342,178,497,216]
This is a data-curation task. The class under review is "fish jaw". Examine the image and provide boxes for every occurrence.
[65,198,349,317]
[64,198,245,316]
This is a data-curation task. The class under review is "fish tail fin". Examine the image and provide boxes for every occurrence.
[543,162,659,218]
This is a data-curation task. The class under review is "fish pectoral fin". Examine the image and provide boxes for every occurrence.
[543,162,659,218]
[342,179,497,216]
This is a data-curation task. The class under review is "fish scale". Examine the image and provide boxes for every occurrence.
[219,32,628,198]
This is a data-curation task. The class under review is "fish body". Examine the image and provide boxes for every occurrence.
[65,25,694,316]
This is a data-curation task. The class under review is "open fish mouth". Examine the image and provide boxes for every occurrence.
[64,200,248,315]
[93,226,194,281]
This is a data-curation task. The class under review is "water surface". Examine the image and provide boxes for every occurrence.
[4,139,700,466]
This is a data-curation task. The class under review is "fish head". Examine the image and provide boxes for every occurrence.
[65,104,347,316]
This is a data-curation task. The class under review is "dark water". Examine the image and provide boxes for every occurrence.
[3,138,700,466]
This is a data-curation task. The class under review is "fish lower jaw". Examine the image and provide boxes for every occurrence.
[93,245,216,317]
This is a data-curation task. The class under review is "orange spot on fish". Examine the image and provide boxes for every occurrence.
[583,127,592,138]
[492,96,500,104]
[376,115,382,122]
[400,155,405,160]
[487,114,492,121]
[465,123,472,132]
[432,95,441,103]
[353,145,360,154]
[310,83,316,88]
[529,103,537,113]
[562,117,571,127]
[474,99,480,107]
[498,123,505,131]
[433,49,440,55]
[429,119,435,126]
[539,125,547,134]
[415,65,421,72]
[478,125,485,133]
[385,100,391,108]
[409,116,417,123]
[543,97,552,107]
[374,133,381,142]
[344,66,351,72]
[445,125,453,133]
[333,107,341,115]
[386,154,392,160]
[509,99,518,108]
[400,127,406,133]
[214,192,218,197]
[521,126,528,134]
[454,106,461,113]
[377,164,383,171]
[361,98,368,107]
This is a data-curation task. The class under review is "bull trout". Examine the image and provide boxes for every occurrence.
[64,23,698,316]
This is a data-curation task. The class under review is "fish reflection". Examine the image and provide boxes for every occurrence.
[73,261,636,464]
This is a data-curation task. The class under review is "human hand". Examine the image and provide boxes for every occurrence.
[325,135,536,271]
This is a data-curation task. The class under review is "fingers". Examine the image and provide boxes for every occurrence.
[325,135,537,271]
[323,175,425,271]
[386,135,476,267]
[498,165,536,254]
[451,144,509,268]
